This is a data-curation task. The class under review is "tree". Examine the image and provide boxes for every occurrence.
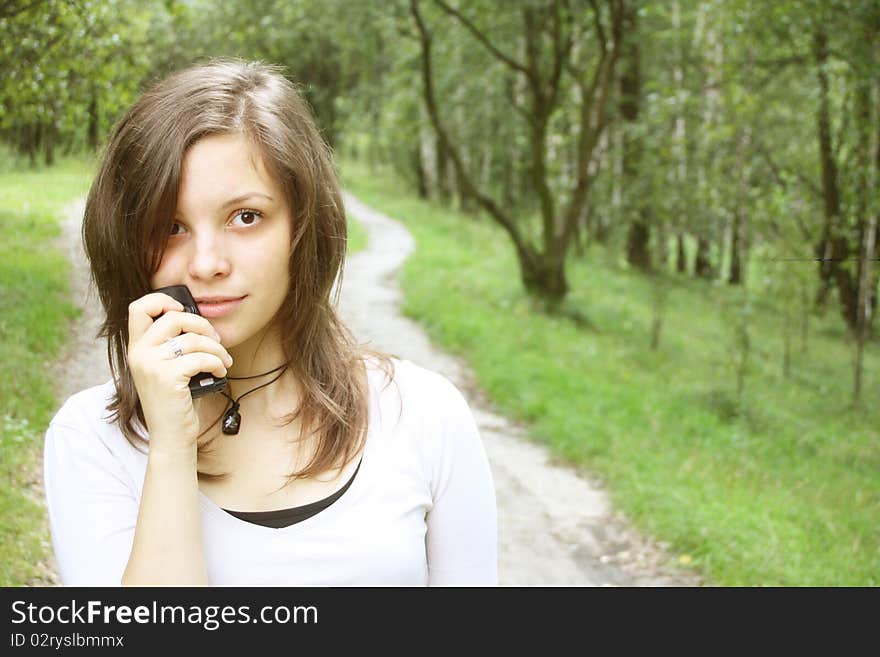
[410,0,625,309]
[619,0,652,271]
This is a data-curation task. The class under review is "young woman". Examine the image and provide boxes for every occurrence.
[42,59,497,586]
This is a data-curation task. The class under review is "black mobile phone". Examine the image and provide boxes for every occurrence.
[152,284,228,398]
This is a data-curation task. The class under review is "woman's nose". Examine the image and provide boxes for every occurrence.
[187,231,231,279]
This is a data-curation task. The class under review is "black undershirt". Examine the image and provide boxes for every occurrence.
[222,456,363,529]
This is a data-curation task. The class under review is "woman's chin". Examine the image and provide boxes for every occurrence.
[214,328,242,351]
[218,321,281,360]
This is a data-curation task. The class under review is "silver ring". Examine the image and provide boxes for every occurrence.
[166,336,184,358]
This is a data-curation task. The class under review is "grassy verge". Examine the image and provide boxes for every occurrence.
[339,158,879,586]
[0,151,95,585]
[347,204,368,253]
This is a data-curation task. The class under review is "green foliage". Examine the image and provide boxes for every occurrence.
[1,0,159,161]
[2,0,878,585]
[342,158,880,586]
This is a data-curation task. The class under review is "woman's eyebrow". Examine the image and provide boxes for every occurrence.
[222,192,274,207]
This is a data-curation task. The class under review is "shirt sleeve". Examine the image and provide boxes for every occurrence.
[43,411,139,586]
[424,377,498,586]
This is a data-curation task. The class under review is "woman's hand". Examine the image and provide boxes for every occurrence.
[126,292,233,450]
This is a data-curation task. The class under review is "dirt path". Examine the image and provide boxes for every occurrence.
[34,194,702,586]
[339,194,700,586]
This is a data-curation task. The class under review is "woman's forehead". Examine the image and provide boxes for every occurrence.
[177,133,280,209]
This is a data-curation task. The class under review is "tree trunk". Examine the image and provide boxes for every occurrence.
[728,126,752,285]
[435,133,450,202]
[502,145,515,211]
[517,244,568,306]
[88,85,99,151]
[626,221,651,270]
[851,47,879,403]
[573,202,589,258]
[413,145,428,199]
[676,233,687,273]
[851,265,876,403]
[812,26,860,334]
[695,236,713,279]
[728,207,742,284]
[657,217,668,269]
[695,1,720,284]
[44,121,55,166]
[671,0,686,274]
[24,123,38,167]
[480,141,493,192]
[595,213,611,245]
[592,129,612,246]
[456,166,477,214]
[620,1,651,271]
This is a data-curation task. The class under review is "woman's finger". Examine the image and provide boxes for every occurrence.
[158,332,234,366]
[166,352,229,384]
[140,310,222,348]
[127,293,185,345]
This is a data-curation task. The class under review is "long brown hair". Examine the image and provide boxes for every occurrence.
[82,57,396,481]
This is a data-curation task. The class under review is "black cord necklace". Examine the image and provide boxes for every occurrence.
[219,363,288,435]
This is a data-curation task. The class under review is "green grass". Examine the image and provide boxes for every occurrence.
[347,206,368,253]
[0,149,95,585]
[339,158,880,586]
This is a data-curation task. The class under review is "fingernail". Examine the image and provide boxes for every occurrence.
[225,355,233,366]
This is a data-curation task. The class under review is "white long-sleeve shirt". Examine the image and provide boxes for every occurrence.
[43,357,497,586]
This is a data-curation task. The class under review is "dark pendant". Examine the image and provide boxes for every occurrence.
[222,408,241,435]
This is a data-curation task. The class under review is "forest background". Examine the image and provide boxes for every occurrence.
[1,0,877,586]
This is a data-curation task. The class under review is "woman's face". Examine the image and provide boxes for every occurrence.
[150,132,292,350]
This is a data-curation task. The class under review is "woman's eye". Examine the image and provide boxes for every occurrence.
[231,209,262,226]
[169,222,185,236]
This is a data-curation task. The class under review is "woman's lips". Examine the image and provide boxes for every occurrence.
[196,296,246,318]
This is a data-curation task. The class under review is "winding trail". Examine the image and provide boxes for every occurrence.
[35,193,701,586]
